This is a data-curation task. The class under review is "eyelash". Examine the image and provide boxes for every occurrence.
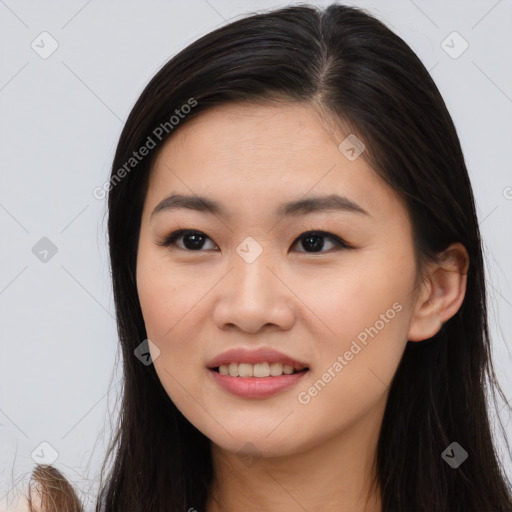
[157,228,352,253]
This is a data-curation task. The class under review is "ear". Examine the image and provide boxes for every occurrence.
[408,242,469,342]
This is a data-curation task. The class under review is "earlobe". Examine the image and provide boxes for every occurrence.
[407,243,469,342]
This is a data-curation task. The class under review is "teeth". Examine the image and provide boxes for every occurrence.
[238,363,253,378]
[254,362,269,377]
[217,362,303,377]
[228,362,238,377]
[270,362,283,376]
[283,365,294,375]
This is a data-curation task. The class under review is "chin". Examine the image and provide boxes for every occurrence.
[207,425,311,460]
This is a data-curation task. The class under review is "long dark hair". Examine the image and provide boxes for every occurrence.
[33,3,512,511]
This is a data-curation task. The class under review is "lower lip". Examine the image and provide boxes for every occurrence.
[208,368,309,399]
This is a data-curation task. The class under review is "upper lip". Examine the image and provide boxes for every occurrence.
[207,347,309,371]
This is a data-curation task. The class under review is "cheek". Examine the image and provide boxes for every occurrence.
[136,252,217,409]
[308,254,415,347]
[286,292,413,453]
[298,251,416,405]
[136,252,201,341]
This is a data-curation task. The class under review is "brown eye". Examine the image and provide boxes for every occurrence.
[158,229,350,253]
[159,230,218,251]
[291,231,350,253]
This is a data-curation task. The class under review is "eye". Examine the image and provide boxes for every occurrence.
[158,229,218,251]
[291,231,350,253]
[158,229,351,253]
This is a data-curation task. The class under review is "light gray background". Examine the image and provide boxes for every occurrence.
[1,1,511,510]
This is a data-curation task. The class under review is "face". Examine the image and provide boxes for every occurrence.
[136,101,420,458]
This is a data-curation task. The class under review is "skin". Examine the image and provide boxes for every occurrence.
[0,483,44,512]
[136,101,468,512]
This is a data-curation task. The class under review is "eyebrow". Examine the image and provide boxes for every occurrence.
[150,193,369,220]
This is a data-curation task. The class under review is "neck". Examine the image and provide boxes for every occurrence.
[206,398,385,512]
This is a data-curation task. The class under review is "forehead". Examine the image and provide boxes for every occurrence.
[144,101,405,223]
[163,101,345,166]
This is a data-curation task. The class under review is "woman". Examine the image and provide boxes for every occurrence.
[20,2,512,511]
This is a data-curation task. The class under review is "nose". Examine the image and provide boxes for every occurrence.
[212,252,296,334]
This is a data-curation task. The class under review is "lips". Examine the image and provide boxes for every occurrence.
[209,368,308,398]
[207,347,309,372]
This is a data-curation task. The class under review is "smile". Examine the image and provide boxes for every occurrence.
[206,347,310,398]
[215,361,308,378]
[208,365,309,399]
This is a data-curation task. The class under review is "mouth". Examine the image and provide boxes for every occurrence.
[211,362,309,378]
[206,348,310,398]
[208,364,310,399]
